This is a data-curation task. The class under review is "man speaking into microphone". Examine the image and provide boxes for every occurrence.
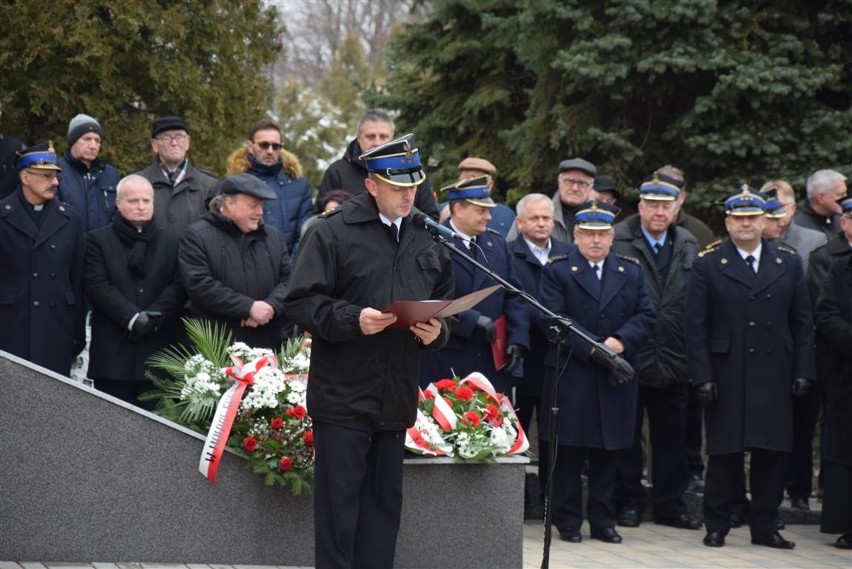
[283,133,454,569]
[418,175,529,396]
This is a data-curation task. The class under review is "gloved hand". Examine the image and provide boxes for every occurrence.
[476,315,496,343]
[132,311,163,336]
[693,381,718,407]
[590,344,635,386]
[504,344,524,373]
[791,377,812,399]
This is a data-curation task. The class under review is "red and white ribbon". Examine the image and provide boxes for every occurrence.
[198,353,277,483]
[425,383,457,431]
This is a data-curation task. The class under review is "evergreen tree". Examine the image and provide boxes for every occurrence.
[0,0,280,175]
[382,0,852,216]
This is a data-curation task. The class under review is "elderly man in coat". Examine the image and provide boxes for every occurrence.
[179,173,292,350]
[0,143,85,375]
[539,201,656,545]
[84,174,186,408]
[418,176,529,396]
[685,187,815,550]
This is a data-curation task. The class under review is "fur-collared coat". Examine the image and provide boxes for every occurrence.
[225,147,312,255]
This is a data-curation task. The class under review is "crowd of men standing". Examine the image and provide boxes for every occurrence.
[1,104,850,565]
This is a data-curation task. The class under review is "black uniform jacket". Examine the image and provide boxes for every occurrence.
[282,192,454,430]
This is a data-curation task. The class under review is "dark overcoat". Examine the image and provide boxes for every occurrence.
[282,195,454,430]
[612,217,698,387]
[419,225,530,394]
[0,191,85,374]
[813,254,852,466]
[179,209,292,350]
[684,238,815,455]
[84,217,187,382]
[538,248,656,449]
[509,236,573,397]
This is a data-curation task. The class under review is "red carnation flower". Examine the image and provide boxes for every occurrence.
[242,436,258,452]
[279,456,293,472]
[303,430,314,446]
[462,411,481,427]
[423,390,435,400]
[455,386,474,402]
[484,404,503,426]
[434,378,458,391]
[270,417,284,430]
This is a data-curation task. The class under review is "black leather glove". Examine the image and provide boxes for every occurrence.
[791,377,812,399]
[590,344,635,386]
[693,382,718,407]
[504,344,524,373]
[545,317,570,345]
[475,315,496,343]
[132,311,163,336]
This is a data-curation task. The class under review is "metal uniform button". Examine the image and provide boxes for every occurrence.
[748,348,755,354]
[32,272,38,278]
[748,321,755,327]
[33,301,40,307]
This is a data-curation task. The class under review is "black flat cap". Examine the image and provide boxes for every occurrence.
[558,158,596,177]
[151,116,189,138]
[220,173,277,200]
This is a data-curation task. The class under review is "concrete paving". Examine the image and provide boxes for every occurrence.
[4,522,849,569]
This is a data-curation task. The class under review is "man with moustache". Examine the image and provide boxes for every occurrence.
[84,174,186,408]
[0,143,85,375]
[539,201,656,544]
[685,186,815,550]
[283,133,454,569]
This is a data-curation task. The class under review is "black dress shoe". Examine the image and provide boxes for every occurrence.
[590,527,623,543]
[751,531,795,549]
[558,527,582,543]
[617,509,641,527]
[703,531,726,547]
[655,513,702,530]
[790,497,810,510]
[775,517,786,530]
[835,534,852,549]
[730,512,748,528]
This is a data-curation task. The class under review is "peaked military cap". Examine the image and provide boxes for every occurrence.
[761,187,786,219]
[573,200,620,230]
[722,184,766,216]
[639,171,682,201]
[220,173,277,200]
[16,142,62,172]
[444,175,495,208]
[360,132,426,186]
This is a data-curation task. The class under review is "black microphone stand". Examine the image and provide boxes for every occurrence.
[426,231,633,569]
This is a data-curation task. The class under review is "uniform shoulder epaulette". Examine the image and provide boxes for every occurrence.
[777,243,798,255]
[616,253,640,265]
[697,239,723,258]
[547,254,570,265]
[321,207,343,218]
[485,227,501,236]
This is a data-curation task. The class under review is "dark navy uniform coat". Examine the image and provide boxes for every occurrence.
[0,191,85,375]
[419,225,529,394]
[509,236,574,398]
[684,238,815,455]
[539,248,656,450]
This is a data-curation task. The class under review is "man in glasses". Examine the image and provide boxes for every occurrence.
[225,119,312,255]
[136,115,218,236]
[508,157,596,243]
[0,142,85,375]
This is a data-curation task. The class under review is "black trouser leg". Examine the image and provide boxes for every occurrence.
[704,453,741,535]
[749,449,788,537]
[614,388,648,515]
[550,445,586,531]
[646,384,690,520]
[786,390,820,500]
[587,447,619,531]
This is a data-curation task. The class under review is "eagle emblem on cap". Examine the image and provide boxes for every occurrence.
[403,139,412,159]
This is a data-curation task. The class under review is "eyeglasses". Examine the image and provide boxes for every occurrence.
[154,133,189,143]
[255,141,282,151]
[25,170,61,182]
[559,177,592,188]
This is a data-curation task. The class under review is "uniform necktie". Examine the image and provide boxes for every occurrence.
[745,254,756,274]
[467,237,475,250]
[594,263,602,279]
[388,222,399,243]
[653,242,663,255]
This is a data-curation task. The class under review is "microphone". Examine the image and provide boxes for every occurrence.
[412,212,459,241]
